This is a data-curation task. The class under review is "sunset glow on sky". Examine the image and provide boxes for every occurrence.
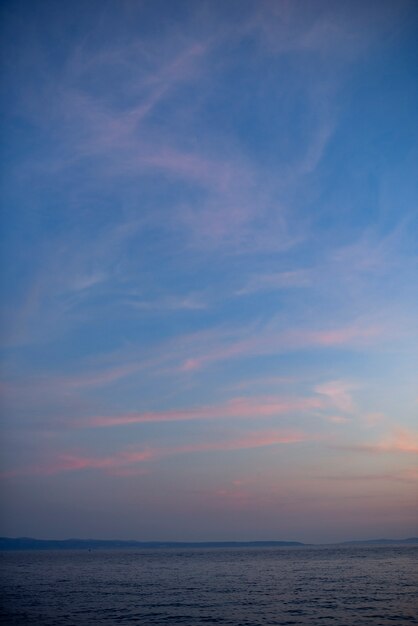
[1,0,417,543]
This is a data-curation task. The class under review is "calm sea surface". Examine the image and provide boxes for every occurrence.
[1,545,417,625]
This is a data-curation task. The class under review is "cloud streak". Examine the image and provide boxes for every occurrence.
[176,322,383,373]
[82,395,324,429]
[341,430,418,456]
[4,428,308,477]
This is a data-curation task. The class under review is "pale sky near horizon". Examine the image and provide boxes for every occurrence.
[1,0,417,543]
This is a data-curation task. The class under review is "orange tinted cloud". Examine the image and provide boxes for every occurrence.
[343,429,418,455]
[375,429,418,454]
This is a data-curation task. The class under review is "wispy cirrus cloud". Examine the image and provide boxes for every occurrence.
[3,428,309,477]
[0,318,385,420]
[236,270,312,296]
[82,395,323,429]
[127,292,208,312]
[11,10,332,257]
[176,322,383,373]
[303,325,382,348]
[250,0,409,58]
[2,449,155,478]
[2,0,417,541]
[2,218,143,347]
[19,34,213,157]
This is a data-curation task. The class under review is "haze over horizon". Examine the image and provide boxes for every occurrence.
[1,0,417,545]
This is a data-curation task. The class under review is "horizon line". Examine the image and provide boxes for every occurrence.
[1,536,417,547]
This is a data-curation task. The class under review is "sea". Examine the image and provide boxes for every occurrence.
[0,545,417,625]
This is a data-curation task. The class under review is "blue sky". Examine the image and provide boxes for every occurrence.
[1,0,417,542]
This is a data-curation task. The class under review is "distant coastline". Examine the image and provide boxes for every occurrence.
[1,537,417,551]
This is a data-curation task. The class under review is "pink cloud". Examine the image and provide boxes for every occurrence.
[2,320,385,413]
[375,430,418,454]
[3,428,309,477]
[314,380,356,413]
[46,449,154,475]
[304,325,382,347]
[2,449,155,478]
[176,323,382,374]
[341,429,418,455]
[82,394,323,428]
[178,338,253,372]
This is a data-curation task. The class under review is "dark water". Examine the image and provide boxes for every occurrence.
[1,545,417,625]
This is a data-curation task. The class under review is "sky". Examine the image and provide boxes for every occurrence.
[0,0,417,544]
